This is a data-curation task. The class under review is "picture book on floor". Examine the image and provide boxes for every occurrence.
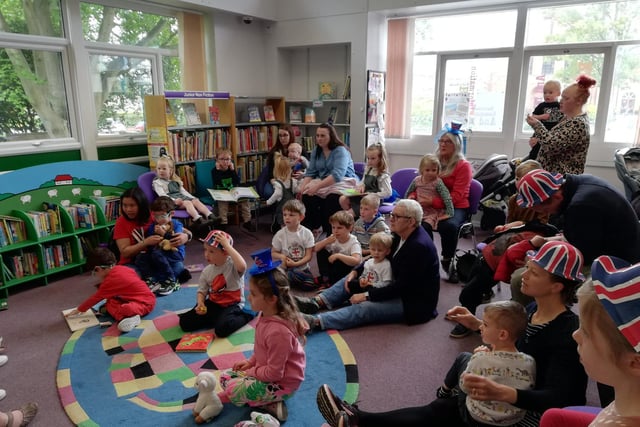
[208,187,259,202]
[175,332,214,352]
[62,308,100,332]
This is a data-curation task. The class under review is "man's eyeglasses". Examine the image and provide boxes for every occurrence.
[390,213,412,220]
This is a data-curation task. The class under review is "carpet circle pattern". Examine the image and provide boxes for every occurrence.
[56,285,358,426]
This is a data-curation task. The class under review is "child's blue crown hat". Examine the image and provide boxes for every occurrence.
[516,169,564,208]
[591,255,640,353]
[200,230,233,249]
[249,248,282,275]
[530,241,584,282]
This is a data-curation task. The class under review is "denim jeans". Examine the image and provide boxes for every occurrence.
[316,277,404,330]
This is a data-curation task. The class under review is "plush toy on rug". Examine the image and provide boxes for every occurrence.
[193,371,223,424]
[234,411,280,427]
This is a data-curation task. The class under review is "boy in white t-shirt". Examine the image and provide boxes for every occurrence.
[315,211,362,285]
[346,232,393,294]
[271,199,317,291]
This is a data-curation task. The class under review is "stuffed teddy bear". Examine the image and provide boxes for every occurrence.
[193,371,223,424]
[157,223,177,252]
[234,411,280,427]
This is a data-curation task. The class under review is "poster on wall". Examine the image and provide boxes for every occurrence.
[443,92,470,128]
[366,70,385,125]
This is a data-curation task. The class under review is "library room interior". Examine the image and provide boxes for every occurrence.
[1,0,639,426]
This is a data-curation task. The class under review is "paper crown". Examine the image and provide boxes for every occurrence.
[248,248,282,275]
[591,255,640,352]
[530,241,584,282]
[200,230,233,249]
[516,169,564,208]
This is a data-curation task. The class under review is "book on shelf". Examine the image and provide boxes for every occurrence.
[327,106,338,124]
[289,105,302,123]
[62,308,100,332]
[182,102,202,125]
[207,187,259,202]
[208,105,220,124]
[342,75,351,99]
[165,99,177,127]
[175,332,214,352]
[263,105,276,122]
[319,81,337,100]
[248,105,262,123]
[0,214,27,245]
[304,108,316,123]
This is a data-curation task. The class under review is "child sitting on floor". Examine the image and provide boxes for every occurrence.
[271,199,317,291]
[314,211,362,285]
[439,300,536,426]
[65,247,156,333]
[345,232,393,294]
[178,230,253,337]
[351,194,390,256]
[218,250,306,423]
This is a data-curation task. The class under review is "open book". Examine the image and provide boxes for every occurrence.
[340,188,363,197]
[62,308,100,332]
[208,187,259,202]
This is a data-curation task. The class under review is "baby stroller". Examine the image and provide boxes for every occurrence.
[614,147,640,217]
[473,154,516,231]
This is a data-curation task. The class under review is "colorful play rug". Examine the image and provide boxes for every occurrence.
[57,285,358,426]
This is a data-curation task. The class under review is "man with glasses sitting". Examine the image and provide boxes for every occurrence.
[296,199,440,331]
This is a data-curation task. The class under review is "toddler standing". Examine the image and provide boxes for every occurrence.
[266,152,299,233]
[339,143,392,217]
[406,153,454,239]
[271,199,317,291]
[178,230,253,337]
[65,247,156,333]
[440,301,536,426]
[152,155,216,227]
[528,80,563,160]
[218,251,306,423]
[346,232,393,294]
[211,148,252,230]
[315,211,362,285]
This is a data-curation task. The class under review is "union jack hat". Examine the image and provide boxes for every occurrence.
[591,255,640,352]
[530,241,584,282]
[516,169,564,208]
[200,230,233,249]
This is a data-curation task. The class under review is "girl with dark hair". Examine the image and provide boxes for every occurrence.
[299,123,357,236]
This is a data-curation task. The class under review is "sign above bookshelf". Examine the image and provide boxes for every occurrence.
[164,91,230,99]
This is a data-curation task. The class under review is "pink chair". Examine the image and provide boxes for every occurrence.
[379,168,419,215]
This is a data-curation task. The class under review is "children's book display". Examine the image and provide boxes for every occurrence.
[247,106,261,123]
[208,187,259,202]
[289,105,302,123]
[175,332,214,352]
[208,105,220,124]
[182,102,202,125]
[304,108,316,123]
[319,81,337,100]
[62,308,100,332]
[263,105,276,122]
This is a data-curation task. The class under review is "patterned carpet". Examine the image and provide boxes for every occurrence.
[56,285,358,426]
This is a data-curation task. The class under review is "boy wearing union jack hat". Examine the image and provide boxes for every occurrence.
[540,254,640,426]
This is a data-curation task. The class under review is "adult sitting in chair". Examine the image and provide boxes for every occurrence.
[296,199,440,331]
[416,124,473,282]
[299,123,357,237]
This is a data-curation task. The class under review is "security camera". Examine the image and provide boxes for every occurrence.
[242,16,253,24]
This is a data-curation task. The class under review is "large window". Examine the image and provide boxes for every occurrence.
[409,0,640,147]
[0,0,182,148]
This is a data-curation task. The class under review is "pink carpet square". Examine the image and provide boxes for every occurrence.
[58,385,77,406]
[140,342,174,360]
[209,352,246,370]
[152,313,179,330]
[148,352,184,372]
[111,367,135,383]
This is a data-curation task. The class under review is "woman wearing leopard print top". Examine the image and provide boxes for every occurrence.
[526,75,597,175]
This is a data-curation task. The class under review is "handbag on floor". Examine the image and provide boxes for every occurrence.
[452,249,482,284]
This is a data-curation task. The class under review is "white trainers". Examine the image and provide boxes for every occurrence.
[0,355,7,367]
[0,389,5,400]
[117,315,141,332]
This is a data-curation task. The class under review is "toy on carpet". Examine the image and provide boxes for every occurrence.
[234,411,280,427]
[193,371,224,424]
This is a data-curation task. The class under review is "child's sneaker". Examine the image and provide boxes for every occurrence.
[260,400,288,422]
[146,278,161,293]
[157,279,180,296]
[436,385,458,399]
[117,315,141,332]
